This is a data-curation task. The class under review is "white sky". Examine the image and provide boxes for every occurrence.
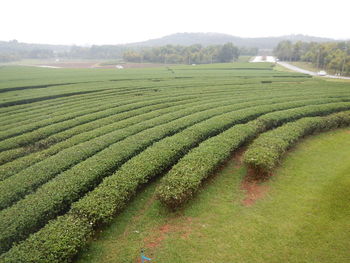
[1,0,349,45]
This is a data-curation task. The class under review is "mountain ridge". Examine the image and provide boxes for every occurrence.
[1,33,339,51]
[128,32,337,49]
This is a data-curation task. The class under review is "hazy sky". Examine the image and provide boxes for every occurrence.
[2,0,349,45]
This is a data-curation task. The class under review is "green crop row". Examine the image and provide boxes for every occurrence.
[62,101,350,224]
[0,91,180,143]
[0,89,330,176]
[0,95,336,253]
[0,79,156,109]
[0,87,131,123]
[0,97,208,179]
[1,94,287,253]
[0,84,270,151]
[0,90,134,131]
[0,87,134,118]
[0,95,250,208]
[0,88,275,176]
[0,87,110,115]
[155,105,350,208]
[0,214,92,263]
[3,97,339,261]
[0,92,207,154]
[0,94,205,165]
[243,111,350,176]
[24,99,347,261]
[0,81,194,126]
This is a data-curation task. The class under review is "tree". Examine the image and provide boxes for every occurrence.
[217,43,239,62]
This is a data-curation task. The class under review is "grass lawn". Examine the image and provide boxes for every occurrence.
[75,128,350,263]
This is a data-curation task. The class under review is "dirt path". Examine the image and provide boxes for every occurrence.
[277,61,350,80]
[231,148,270,207]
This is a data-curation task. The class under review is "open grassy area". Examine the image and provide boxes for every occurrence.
[76,128,350,263]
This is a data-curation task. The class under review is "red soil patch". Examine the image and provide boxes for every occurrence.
[143,217,194,250]
[144,224,171,249]
[346,130,350,134]
[241,168,270,206]
[241,179,269,206]
[231,146,271,207]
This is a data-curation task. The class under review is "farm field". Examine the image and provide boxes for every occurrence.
[0,62,349,262]
[75,128,350,263]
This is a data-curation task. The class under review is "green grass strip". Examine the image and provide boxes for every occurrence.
[243,111,350,175]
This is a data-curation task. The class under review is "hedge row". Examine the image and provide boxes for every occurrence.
[0,94,284,253]
[0,86,120,116]
[0,93,124,131]
[155,122,263,208]
[155,105,350,208]
[243,110,350,176]
[0,87,258,159]
[0,95,242,208]
[0,94,203,166]
[0,214,93,263]
[2,97,329,262]
[0,89,127,130]
[0,90,319,178]
[0,93,200,153]
[2,99,350,257]
[71,100,350,224]
[0,83,204,129]
[0,91,134,141]
[0,98,208,179]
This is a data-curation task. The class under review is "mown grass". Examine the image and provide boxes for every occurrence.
[76,128,350,263]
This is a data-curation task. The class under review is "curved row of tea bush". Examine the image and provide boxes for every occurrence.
[0,94,207,166]
[0,80,156,109]
[0,97,211,178]
[2,100,350,263]
[0,214,93,263]
[0,83,203,128]
[1,95,287,252]
[0,91,187,144]
[0,88,281,177]
[155,105,350,208]
[0,90,325,178]
[0,88,131,128]
[0,95,335,253]
[2,93,346,200]
[243,110,350,176]
[0,91,136,131]
[0,95,256,207]
[71,99,350,223]
[0,91,212,154]
[0,86,120,116]
[0,85,265,153]
[0,88,133,129]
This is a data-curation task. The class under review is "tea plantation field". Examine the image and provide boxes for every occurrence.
[0,63,349,262]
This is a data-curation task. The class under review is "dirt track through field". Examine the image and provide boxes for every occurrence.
[231,149,270,206]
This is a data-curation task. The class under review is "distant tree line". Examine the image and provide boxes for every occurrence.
[274,40,350,75]
[123,43,257,64]
[59,45,127,59]
[0,40,258,64]
[0,40,127,62]
[0,40,65,62]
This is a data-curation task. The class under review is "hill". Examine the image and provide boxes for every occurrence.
[129,32,336,49]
